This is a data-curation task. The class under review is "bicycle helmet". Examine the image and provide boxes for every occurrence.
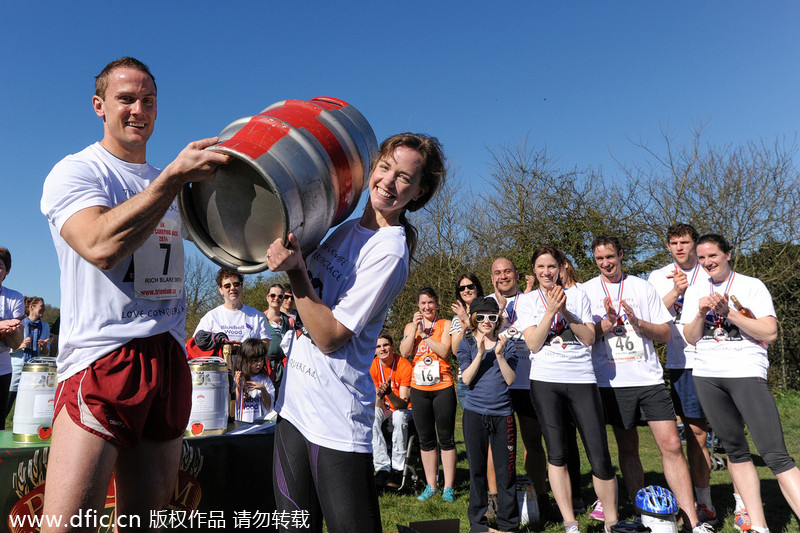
[635,485,678,516]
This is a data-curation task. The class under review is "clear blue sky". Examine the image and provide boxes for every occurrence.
[2,1,798,308]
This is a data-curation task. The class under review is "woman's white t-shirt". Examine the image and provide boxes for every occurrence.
[516,287,596,384]
[681,272,775,379]
[277,220,408,453]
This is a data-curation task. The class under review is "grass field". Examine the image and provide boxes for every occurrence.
[377,391,800,533]
[6,392,799,533]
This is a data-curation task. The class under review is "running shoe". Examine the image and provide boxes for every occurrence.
[589,498,605,521]
[692,522,715,533]
[734,509,752,532]
[566,524,581,533]
[697,503,718,526]
[485,493,498,522]
[442,487,456,503]
[417,484,437,501]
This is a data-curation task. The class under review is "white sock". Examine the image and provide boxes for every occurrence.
[751,528,769,533]
[695,486,713,508]
[733,492,746,511]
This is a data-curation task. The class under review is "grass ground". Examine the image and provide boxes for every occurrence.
[378,391,800,533]
[6,392,799,533]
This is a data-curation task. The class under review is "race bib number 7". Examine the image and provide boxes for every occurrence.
[133,219,184,300]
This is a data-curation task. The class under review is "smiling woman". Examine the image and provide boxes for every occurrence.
[681,233,800,526]
[263,133,445,533]
[400,286,456,503]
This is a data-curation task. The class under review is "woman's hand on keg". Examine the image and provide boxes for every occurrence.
[266,233,305,273]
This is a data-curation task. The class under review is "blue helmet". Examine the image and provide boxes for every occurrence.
[635,485,678,516]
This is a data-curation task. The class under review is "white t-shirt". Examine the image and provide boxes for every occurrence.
[648,263,704,369]
[194,304,271,343]
[583,274,672,387]
[41,143,186,381]
[516,287,596,384]
[277,220,409,453]
[237,373,275,423]
[0,286,25,375]
[489,292,530,390]
[681,272,775,379]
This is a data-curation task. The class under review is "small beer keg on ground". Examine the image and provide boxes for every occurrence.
[12,357,57,443]
[185,356,230,437]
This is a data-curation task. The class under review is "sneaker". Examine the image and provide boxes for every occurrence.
[485,493,498,522]
[692,522,715,533]
[734,509,752,532]
[417,484,437,501]
[697,504,718,526]
[442,487,456,502]
[566,525,581,533]
[573,496,586,514]
[589,499,605,521]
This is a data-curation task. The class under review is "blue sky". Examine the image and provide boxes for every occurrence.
[2,1,798,308]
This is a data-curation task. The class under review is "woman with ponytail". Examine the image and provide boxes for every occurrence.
[264,133,445,533]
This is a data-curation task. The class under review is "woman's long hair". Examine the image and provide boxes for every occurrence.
[372,133,446,259]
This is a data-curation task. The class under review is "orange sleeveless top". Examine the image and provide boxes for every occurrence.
[410,318,453,391]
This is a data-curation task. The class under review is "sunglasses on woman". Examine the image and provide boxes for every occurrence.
[268,293,285,300]
[458,283,476,292]
[475,314,499,323]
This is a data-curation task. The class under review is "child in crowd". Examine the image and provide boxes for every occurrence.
[458,296,519,532]
[234,338,275,423]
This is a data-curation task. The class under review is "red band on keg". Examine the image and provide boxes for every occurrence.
[216,116,291,160]
[263,100,354,222]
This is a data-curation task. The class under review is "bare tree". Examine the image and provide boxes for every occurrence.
[467,139,637,280]
[184,253,218,336]
[621,126,800,276]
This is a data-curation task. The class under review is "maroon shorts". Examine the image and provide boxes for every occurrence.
[53,332,192,447]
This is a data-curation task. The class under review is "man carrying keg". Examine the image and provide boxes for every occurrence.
[40,57,230,531]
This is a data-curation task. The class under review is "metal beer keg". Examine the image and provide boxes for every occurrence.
[178,97,377,273]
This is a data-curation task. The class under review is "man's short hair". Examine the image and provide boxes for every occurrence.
[95,57,157,99]
[666,223,699,243]
[216,268,243,287]
[591,235,623,255]
[377,331,394,346]
[0,247,10,272]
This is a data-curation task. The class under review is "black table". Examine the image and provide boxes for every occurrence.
[2,423,278,532]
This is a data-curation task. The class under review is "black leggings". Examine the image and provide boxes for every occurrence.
[272,418,380,532]
[463,409,519,531]
[410,386,457,451]
[693,376,795,475]
[530,380,615,480]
